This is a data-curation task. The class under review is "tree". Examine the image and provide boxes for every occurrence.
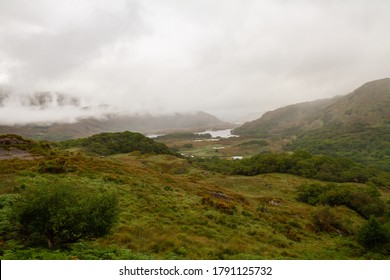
[13,184,119,248]
[296,183,327,205]
[357,216,388,250]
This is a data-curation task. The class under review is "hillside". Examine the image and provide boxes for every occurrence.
[233,79,390,171]
[0,134,389,260]
[233,97,342,137]
[0,111,230,141]
[58,131,173,156]
[313,78,390,128]
[234,78,390,137]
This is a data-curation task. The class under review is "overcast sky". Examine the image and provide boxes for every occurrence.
[0,0,389,124]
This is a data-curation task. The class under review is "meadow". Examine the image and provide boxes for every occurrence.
[0,133,389,260]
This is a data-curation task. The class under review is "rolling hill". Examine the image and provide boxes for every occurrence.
[0,111,231,141]
[233,78,390,171]
[234,78,390,137]
[0,133,389,260]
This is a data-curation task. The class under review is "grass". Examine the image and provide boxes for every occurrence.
[2,147,383,260]
[157,136,278,159]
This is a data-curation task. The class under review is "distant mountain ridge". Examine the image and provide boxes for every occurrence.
[234,78,390,137]
[0,111,230,141]
[234,78,390,172]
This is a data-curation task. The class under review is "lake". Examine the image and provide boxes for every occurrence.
[195,129,239,138]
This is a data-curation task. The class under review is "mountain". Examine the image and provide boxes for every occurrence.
[0,111,231,141]
[233,78,390,171]
[234,78,390,137]
[233,97,342,137]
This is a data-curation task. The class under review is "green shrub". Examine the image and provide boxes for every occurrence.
[296,183,327,205]
[0,194,18,239]
[193,150,378,183]
[296,183,386,219]
[59,131,172,156]
[37,159,66,174]
[239,140,269,147]
[357,216,389,250]
[310,206,340,233]
[13,184,119,248]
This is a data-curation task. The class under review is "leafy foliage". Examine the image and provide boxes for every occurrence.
[357,216,389,251]
[311,206,341,233]
[0,134,51,156]
[287,126,390,173]
[238,139,269,147]
[296,183,386,219]
[296,183,325,205]
[58,131,172,156]
[13,184,119,248]
[0,194,18,240]
[1,132,389,260]
[191,150,382,184]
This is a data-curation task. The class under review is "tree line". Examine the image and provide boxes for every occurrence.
[191,150,388,185]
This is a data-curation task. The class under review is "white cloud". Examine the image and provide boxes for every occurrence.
[0,0,389,123]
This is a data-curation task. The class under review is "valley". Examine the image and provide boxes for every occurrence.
[0,78,389,260]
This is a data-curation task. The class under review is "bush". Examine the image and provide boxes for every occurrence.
[182,143,194,149]
[13,184,119,248]
[296,183,386,218]
[59,131,172,156]
[194,150,377,183]
[311,207,340,233]
[0,194,18,240]
[357,216,389,250]
[37,159,67,174]
[296,183,327,205]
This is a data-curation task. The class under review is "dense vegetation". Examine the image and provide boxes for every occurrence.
[357,216,389,251]
[287,126,390,172]
[13,184,118,248]
[58,131,173,156]
[294,181,390,254]
[238,139,269,147]
[0,134,51,155]
[1,79,389,260]
[234,79,390,181]
[191,150,388,185]
[296,183,385,219]
[0,134,389,260]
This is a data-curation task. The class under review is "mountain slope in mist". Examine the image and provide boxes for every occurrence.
[234,78,390,137]
[0,111,230,141]
[234,78,390,172]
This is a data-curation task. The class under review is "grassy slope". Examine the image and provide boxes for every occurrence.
[158,136,284,160]
[2,150,383,260]
[231,79,390,174]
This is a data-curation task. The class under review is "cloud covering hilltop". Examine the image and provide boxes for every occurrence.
[1,0,390,122]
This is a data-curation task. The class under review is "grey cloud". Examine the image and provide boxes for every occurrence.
[0,0,389,123]
[0,0,145,88]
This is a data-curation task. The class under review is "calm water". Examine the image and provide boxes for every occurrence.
[147,129,238,139]
[195,129,238,138]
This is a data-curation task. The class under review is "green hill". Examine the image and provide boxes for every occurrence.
[234,78,390,137]
[0,134,389,260]
[58,131,173,156]
[233,97,342,137]
[233,78,390,171]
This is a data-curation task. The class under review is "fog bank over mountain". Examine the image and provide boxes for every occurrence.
[0,90,112,125]
[1,0,390,122]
